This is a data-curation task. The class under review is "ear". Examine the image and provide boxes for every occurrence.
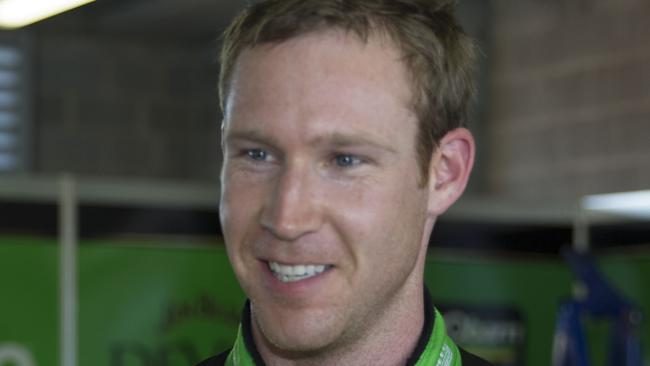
[427,128,475,217]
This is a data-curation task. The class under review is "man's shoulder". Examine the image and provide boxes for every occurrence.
[195,349,230,366]
[459,347,494,366]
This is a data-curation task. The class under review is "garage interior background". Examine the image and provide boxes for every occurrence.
[1,0,649,366]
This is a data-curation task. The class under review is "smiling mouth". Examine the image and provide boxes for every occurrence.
[268,261,333,283]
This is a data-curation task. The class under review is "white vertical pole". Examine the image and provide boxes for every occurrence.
[59,174,77,366]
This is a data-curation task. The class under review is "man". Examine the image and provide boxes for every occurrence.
[199,0,491,365]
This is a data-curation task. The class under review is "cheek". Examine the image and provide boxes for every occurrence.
[220,174,266,255]
[220,183,265,291]
[222,170,268,218]
[332,181,428,255]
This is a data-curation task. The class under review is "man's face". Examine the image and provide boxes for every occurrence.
[220,31,432,353]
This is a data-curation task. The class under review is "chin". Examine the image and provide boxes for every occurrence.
[270,332,333,355]
[255,304,344,355]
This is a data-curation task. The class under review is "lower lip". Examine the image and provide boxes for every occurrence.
[260,261,333,295]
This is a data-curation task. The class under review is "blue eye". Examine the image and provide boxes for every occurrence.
[334,154,361,167]
[247,149,268,161]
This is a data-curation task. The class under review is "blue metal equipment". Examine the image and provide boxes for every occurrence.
[552,248,643,366]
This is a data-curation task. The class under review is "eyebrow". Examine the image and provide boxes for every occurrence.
[225,129,282,147]
[225,129,397,154]
[311,132,397,154]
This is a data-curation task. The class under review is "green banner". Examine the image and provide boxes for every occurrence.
[1,236,649,366]
[0,237,58,366]
[78,240,245,366]
[0,236,246,366]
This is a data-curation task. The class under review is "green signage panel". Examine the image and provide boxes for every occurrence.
[0,237,59,366]
[1,236,649,366]
[78,240,245,366]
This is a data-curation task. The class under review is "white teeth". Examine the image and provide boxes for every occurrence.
[268,262,329,283]
[293,265,305,276]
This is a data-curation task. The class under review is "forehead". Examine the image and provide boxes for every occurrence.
[224,31,416,143]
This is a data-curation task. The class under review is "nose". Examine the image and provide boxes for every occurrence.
[260,164,323,241]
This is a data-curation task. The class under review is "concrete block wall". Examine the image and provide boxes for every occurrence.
[33,34,221,181]
[29,1,650,199]
[487,0,650,201]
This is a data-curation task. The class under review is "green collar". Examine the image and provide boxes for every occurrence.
[226,289,461,366]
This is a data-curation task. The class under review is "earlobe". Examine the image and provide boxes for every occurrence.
[426,128,475,216]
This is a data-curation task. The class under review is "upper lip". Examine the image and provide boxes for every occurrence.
[262,258,333,266]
